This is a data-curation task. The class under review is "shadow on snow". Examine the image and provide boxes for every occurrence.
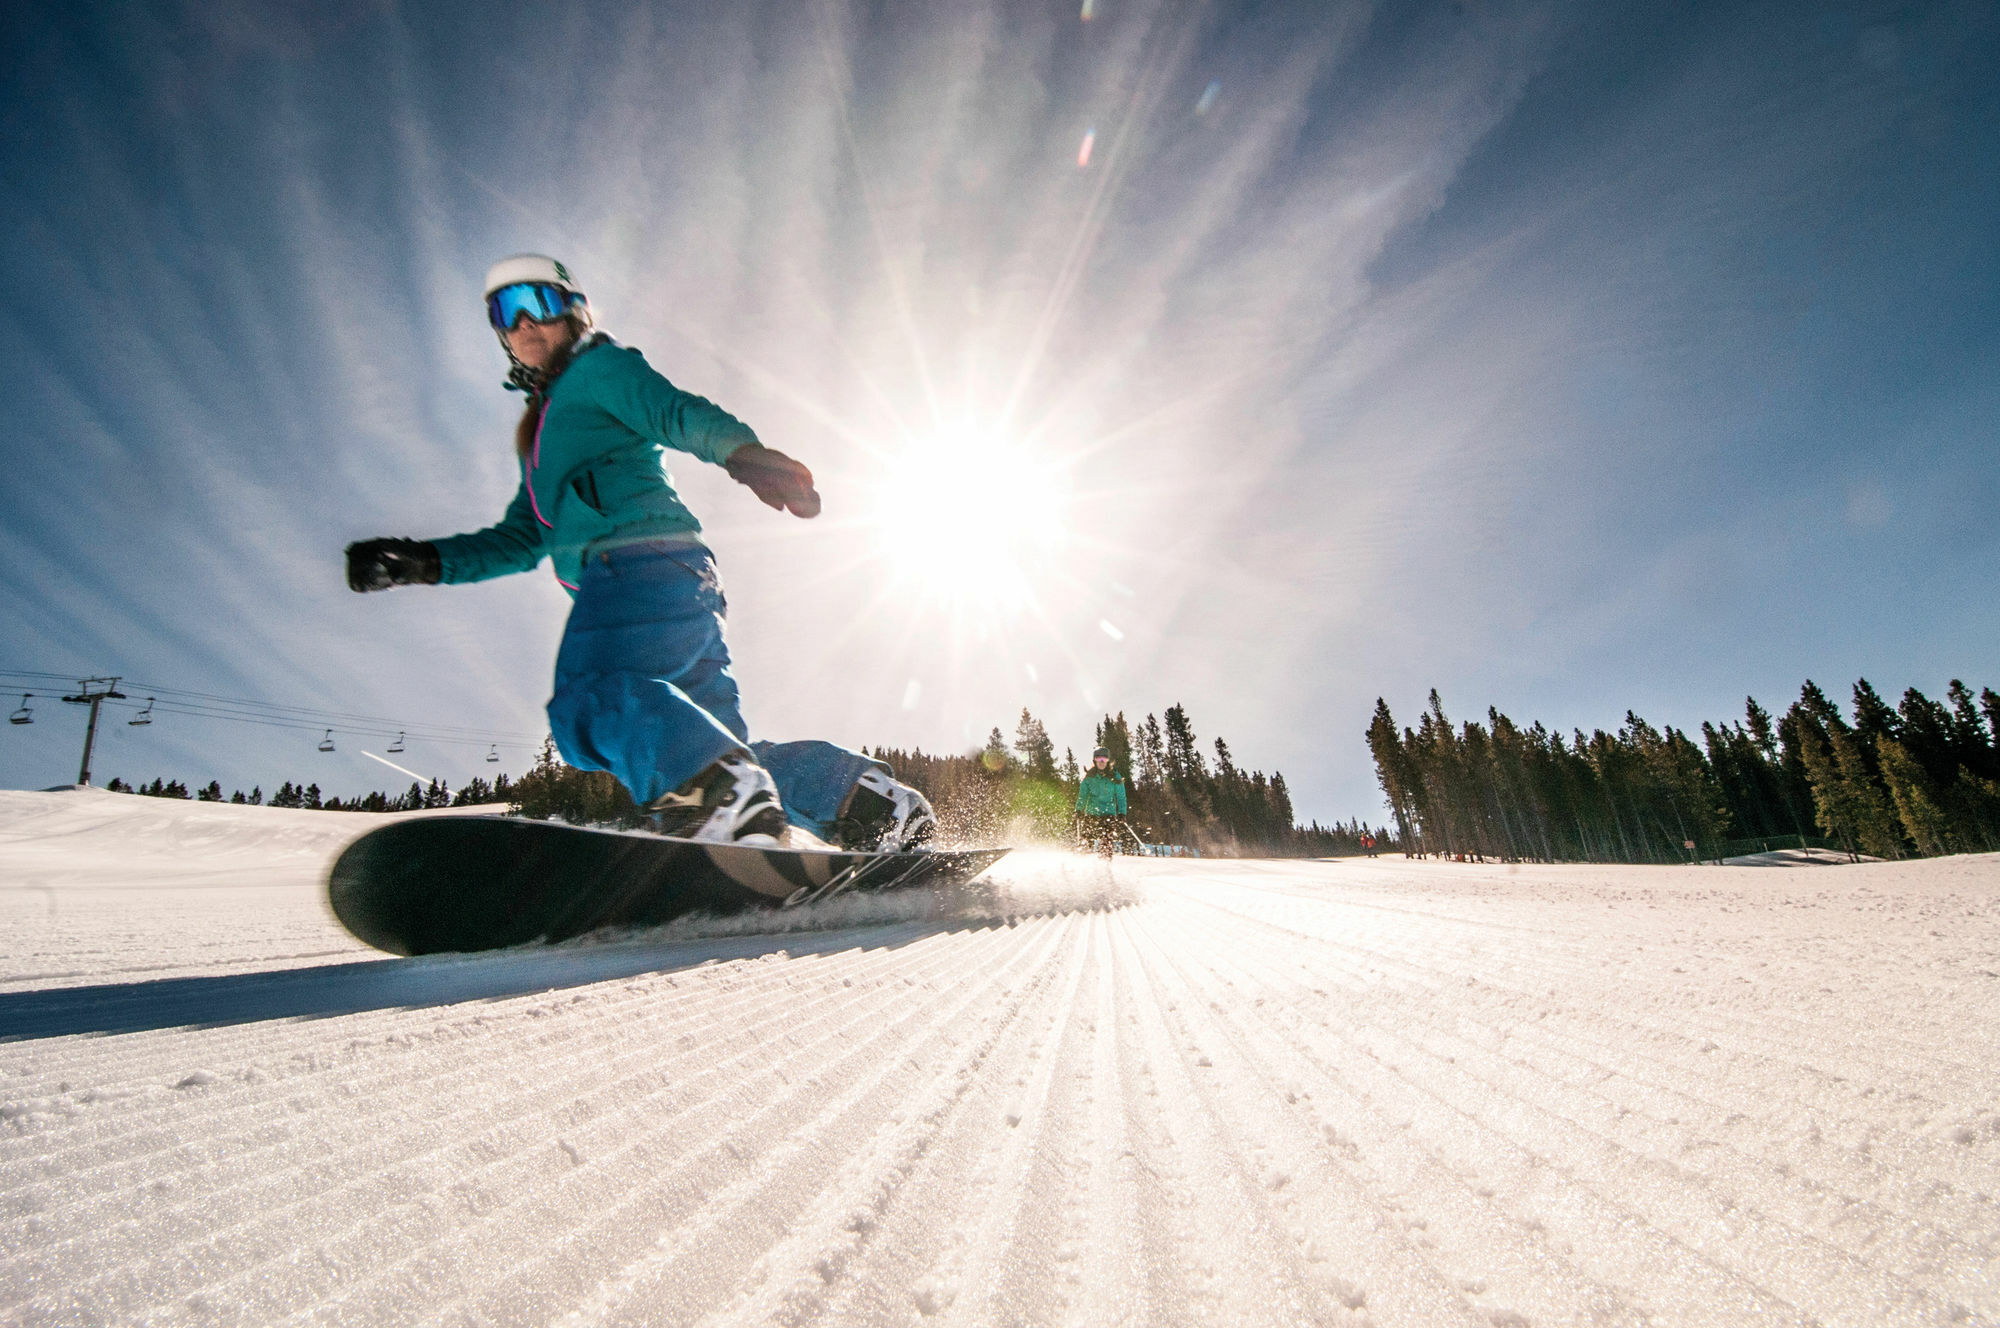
[0,918,1001,1040]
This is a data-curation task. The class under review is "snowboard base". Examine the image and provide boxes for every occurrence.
[328,816,1010,955]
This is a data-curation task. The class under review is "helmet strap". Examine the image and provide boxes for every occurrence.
[498,317,591,396]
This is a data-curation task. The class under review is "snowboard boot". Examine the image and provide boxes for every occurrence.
[646,751,789,845]
[831,769,938,852]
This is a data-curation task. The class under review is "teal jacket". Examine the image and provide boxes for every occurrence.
[1076,769,1128,816]
[432,337,757,593]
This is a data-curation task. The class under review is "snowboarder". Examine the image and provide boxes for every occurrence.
[1074,747,1128,857]
[345,254,935,849]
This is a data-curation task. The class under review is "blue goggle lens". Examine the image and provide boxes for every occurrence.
[487,282,577,329]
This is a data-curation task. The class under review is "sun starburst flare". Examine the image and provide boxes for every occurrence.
[864,426,1076,621]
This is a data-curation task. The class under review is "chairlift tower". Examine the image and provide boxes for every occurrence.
[61,677,126,786]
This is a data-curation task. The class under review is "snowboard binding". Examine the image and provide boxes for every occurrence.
[831,770,938,853]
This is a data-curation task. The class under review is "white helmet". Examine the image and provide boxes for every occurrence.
[482,253,592,331]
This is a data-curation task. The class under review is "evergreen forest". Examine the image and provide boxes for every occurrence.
[101,674,2000,868]
[867,704,1378,856]
[1366,678,2000,863]
[225,705,1382,856]
[103,774,510,811]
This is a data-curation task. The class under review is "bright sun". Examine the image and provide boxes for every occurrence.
[867,428,1073,618]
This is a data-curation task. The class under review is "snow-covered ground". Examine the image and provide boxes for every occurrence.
[2,789,1996,1327]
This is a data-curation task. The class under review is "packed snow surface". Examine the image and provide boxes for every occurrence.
[2,789,1997,1327]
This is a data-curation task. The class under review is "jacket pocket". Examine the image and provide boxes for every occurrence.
[569,469,606,515]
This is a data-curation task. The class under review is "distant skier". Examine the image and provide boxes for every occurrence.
[345,255,935,849]
[1074,747,1128,857]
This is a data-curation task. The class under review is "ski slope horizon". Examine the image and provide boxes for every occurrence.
[4,789,1996,1326]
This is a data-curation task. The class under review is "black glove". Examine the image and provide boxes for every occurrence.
[345,538,441,593]
[724,443,821,518]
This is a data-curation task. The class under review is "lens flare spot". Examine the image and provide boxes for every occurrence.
[1195,81,1220,115]
[1099,619,1125,641]
[1078,128,1095,168]
[902,679,923,710]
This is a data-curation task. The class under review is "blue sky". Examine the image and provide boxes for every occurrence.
[1,0,1994,822]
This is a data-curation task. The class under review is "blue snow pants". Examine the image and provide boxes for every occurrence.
[544,541,884,838]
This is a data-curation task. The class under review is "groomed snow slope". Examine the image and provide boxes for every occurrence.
[2,789,1996,1327]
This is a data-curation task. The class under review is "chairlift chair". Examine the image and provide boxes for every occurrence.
[8,694,30,725]
[387,731,405,753]
[486,744,500,763]
[318,729,336,753]
[128,697,155,726]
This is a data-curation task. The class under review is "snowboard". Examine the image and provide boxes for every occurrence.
[327,816,1010,956]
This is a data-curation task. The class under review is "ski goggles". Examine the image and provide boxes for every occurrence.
[486,281,582,330]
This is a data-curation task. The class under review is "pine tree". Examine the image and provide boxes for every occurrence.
[509,739,637,826]
[1163,706,1204,784]
[1894,687,1959,785]
[1014,709,1057,781]
[1949,769,2000,852]
[1366,698,1419,855]
[1268,772,1296,845]
[1878,738,1955,855]
[1485,710,1549,860]
[1851,679,1899,744]
[1406,694,1471,858]
[1744,697,1778,759]
[1771,705,1821,838]
[1791,688,1902,858]
[197,781,222,802]
[1944,681,1995,779]
[1210,737,1243,845]
[1137,715,1166,792]
[1094,713,1135,781]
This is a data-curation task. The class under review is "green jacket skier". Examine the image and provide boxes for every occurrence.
[1075,749,1128,816]
[1075,747,1127,856]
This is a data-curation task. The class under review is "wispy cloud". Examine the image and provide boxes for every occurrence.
[3,1,1994,815]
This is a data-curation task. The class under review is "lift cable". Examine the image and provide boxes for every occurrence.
[0,669,544,750]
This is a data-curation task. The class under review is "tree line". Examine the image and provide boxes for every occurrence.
[104,773,512,811]
[867,703,1383,856]
[451,708,1386,855]
[92,701,1388,857]
[1365,678,2000,863]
